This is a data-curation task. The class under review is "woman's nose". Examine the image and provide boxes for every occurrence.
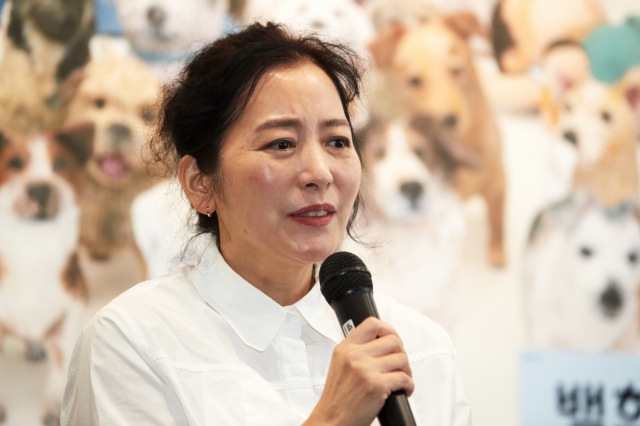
[297,145,333,190]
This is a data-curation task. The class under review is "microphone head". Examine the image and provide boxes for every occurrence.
[319,251,373,305]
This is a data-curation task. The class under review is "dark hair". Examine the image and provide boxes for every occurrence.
[149,22,364,247]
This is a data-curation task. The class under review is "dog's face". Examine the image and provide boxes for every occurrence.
[370,18,479,137]
[115,0,229,56]
[270,0,375,55]
[556,81,636,166]
[0,125,93,222]
[65,57,161,187]
[566,205,640,323]
[361,116,471,222]
[14,0,91,43]
[362,119,432,222]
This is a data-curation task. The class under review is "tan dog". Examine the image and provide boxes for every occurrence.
[64,56,162,267]
[543,77,639,207]
[369,16,507,266]
[0,0,94,133]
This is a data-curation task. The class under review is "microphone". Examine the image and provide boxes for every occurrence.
[319,252,417,426]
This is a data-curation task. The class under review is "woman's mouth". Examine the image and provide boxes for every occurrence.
[289,204,336,226]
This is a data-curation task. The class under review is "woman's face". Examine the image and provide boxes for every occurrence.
[212,62,362,267]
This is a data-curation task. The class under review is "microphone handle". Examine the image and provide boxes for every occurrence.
[331,289,417,426]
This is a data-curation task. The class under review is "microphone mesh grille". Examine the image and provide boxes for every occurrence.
[319,252,373,305]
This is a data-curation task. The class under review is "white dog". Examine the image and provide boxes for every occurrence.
[343,116,471,325]
[524,193,640,352]
[114,0,230,80]
[0,124,93,424]
[241,0,375,58]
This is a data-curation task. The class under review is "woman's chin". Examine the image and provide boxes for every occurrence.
[289,236,341,265]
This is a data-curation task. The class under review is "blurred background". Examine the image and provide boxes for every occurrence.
[0,0,639,425]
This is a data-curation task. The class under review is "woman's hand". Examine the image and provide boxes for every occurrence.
[303,317,414,426]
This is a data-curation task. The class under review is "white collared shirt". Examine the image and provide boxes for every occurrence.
[62,244,472,425]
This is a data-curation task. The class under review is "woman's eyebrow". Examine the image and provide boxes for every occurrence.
[256,118,349,131]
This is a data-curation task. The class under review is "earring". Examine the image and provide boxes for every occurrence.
[206,207,212,218]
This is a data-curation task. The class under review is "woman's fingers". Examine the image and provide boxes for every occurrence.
[347,316,399,344]
[380,371,415,397]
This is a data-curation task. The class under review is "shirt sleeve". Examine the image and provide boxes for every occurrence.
[61,308,188,426]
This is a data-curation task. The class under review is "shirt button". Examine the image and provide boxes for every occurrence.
[289,366,300,375]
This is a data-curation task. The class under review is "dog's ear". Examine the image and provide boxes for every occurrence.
[528,191,594,245]
[0,131,8,152]
[55,123,94,167]
[368,23,406,69]
[7,1,29,52]
[410,115,479,175]
[443,11,489,40]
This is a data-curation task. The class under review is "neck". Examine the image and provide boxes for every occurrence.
[220,243,315,307]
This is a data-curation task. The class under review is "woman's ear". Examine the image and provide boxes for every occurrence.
[178,155,216,215]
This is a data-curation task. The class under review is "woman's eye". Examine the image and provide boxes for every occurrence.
[270,140,293,150]
[327,138,349,148]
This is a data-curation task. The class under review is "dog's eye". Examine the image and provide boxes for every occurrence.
[141,107,157,124]
[53,157,68,172]
[94,98,106,109]
[579,246,594,258]
[601,110,612,124]
[8,156,24,170]
[628,251,638,264]
[408,77,422,88]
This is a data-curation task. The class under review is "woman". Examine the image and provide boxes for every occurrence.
[62,23,471,425]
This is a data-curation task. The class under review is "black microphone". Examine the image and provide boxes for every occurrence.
[319,251,417,426]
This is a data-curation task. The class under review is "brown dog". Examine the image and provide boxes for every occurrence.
[369,15,507,266]
[0,0,94,133]
[64,56,162,269]
[0,123,93,425]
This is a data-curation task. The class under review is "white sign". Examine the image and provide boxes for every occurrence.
[520,350,640,426]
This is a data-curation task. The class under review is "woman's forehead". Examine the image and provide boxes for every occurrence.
[241,62,347,124]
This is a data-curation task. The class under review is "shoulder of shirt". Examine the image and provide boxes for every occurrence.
[374,293,455,363]
[82,266,195,335]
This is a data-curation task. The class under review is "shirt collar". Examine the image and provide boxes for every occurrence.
[190,244,343,352]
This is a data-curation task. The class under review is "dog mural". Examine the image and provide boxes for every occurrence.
[0,123,94,425]
[343,116,474,325]
[113,0,230,81]
[0,0,94,133]
[524,193,640,352]
[64,55,162,270]
[369,13,507,267]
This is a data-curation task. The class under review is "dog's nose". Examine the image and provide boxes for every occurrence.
[28,184,52,205]
[107,124,133,146]
[599,282,624,318]
[563,130,578,145]
[311,20,326,30]
[400,181,424,206]
[443,114,458,129]
[147,5,167,28]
